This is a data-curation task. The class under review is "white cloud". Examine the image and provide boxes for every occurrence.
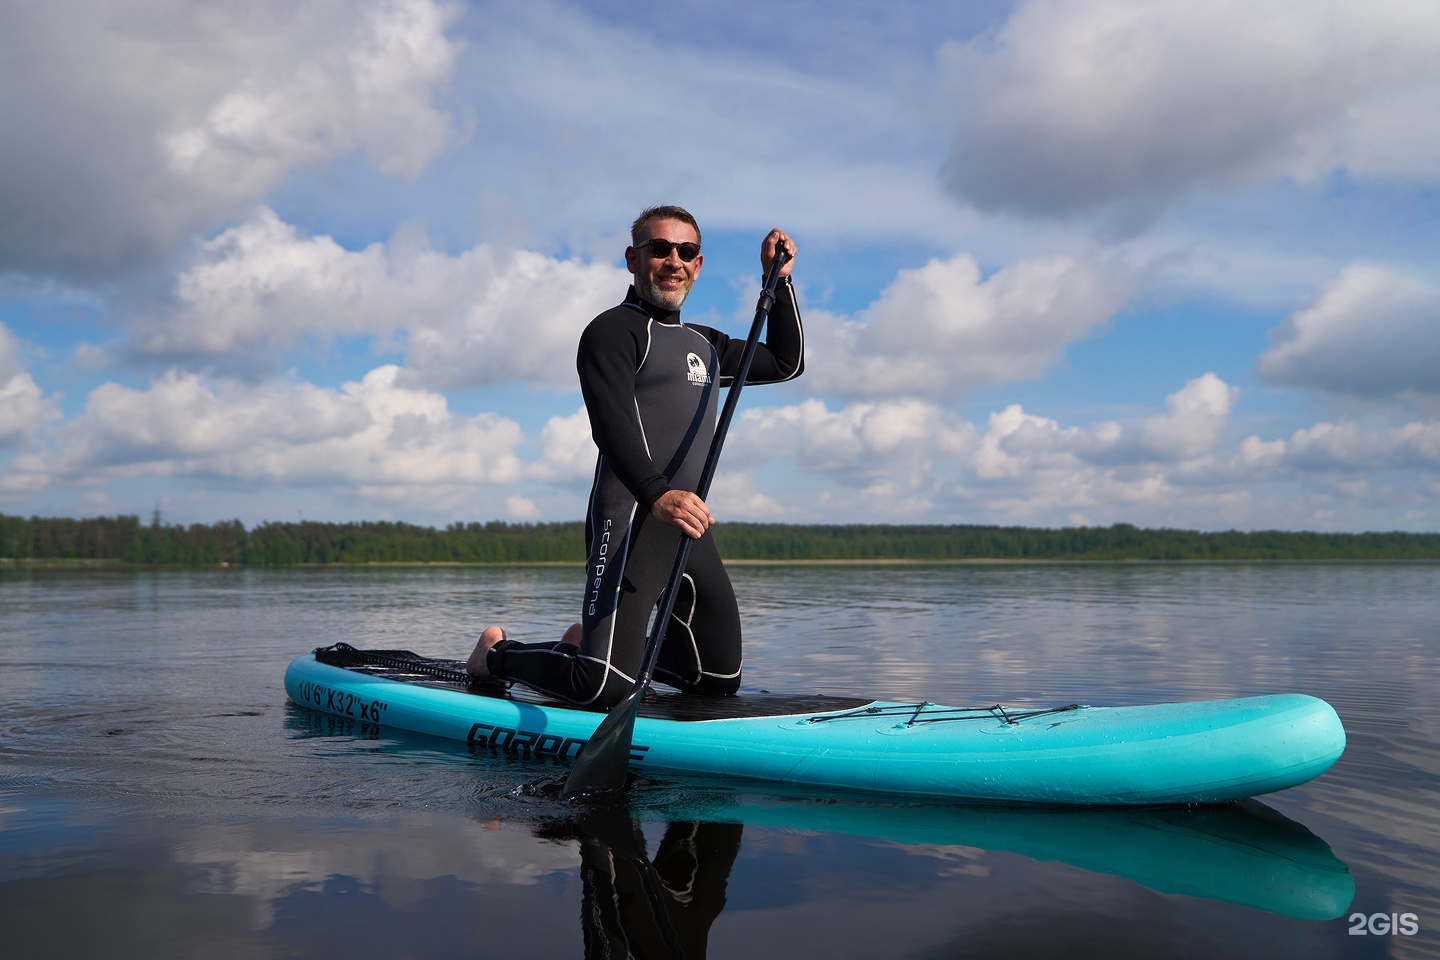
[712,396,982,519]
[726,374,1232,522]
[1137,372,1237,461]
[0,373,48,448]
[504,494,542,520]
[526,406,596,483]
[967,374,1236,482]
[403,249,623,392]
[574,369,1436,529]
[168,815,578,914]
[707,472,789,520]
[163,0,458,189]
[0,324,59,448]
[1257,263,1440,400]
[940,0,1440,225]
[22,365,525,494]
[804,253,1131,401]
[0,0,460,278]
[972,404,1092,481]
[736,397,979,478]
[130,208,625,386]
[133,208,394,361]
[1279,418,1440,471]
[77,369,372,466]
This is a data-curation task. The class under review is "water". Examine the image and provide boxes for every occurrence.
[1,562,1437,958]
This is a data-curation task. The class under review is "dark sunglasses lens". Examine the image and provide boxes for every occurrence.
[646,240,699,262]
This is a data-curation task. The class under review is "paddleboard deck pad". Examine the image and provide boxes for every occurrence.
[285,643,1345,805]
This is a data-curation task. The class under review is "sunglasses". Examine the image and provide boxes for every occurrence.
[637,238,701,262]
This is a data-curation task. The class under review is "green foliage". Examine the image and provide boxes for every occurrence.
[2,514,1438,565]
[712,522,1440,561]
[0,514,585,565]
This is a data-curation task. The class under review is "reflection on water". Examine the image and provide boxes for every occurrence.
[552,809,741,959]
[480,788,1355,959]
[1,563,1438,957]
[0,763,1357,959]
[651,790,1354,922]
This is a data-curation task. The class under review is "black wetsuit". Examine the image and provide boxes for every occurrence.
[577,813,741,958]
[537,810,742,959]
[489,280,804,709]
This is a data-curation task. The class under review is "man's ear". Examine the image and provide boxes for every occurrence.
[624,246,638,275]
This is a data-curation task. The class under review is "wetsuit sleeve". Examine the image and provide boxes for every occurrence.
[709,276,805,385]
[577,312,673,507]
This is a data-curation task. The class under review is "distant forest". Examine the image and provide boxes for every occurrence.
[3,513,1439,565]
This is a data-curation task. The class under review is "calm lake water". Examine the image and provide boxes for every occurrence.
[1,562,1437,959]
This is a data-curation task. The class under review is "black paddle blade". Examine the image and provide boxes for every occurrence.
[560,688,644,800]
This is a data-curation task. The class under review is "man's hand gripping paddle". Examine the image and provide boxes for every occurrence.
[561,246,792,800]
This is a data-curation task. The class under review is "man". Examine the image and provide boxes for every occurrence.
[466,205,803,709]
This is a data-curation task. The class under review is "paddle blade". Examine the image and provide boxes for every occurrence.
[561,688,644,799]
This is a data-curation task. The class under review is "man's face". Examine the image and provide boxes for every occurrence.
[626,218,703,311]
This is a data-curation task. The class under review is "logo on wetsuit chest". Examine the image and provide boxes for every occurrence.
[685,352,711,385]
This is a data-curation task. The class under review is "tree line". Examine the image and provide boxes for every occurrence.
[3,514,1439,565]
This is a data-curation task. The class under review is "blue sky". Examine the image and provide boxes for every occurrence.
[2,0,1439,531]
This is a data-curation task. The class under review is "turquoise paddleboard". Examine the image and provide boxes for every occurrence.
[285,644,1345,806]
[633,790,1353,920]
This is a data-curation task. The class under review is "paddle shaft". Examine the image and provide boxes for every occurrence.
[561,249,791,798]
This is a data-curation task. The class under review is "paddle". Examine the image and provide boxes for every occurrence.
[561,244,792,800]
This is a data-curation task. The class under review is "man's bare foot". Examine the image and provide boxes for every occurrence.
[466,625,507,679]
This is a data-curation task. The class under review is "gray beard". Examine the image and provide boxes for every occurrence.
[636,276,688,312]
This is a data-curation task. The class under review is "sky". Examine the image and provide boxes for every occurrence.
[2,0,1439,533]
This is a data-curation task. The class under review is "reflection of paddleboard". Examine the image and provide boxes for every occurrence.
[651,787,1354,921]
[285,644,1346,805]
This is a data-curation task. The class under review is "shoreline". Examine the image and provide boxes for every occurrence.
[6,556,1439,569]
